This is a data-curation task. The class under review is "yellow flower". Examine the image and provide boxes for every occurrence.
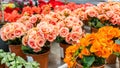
[2,3,15,10]
[7,3,15,8]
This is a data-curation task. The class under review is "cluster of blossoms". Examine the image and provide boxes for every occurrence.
[4,10,21,22]
[54,2,94,12]
[64,26,120,68]
[0,23,27,41]
[39,9,85,44]
[21,8,85,51]
[16,14,41,30]
[3,2,94,22]
[86,2,120,25]
[22,27,47,52]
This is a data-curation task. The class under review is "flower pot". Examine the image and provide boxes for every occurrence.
[91,27,98,33]
[118,58,120,62]
[9,45,27,60]
[0,64,5,68]
[106,54,116,64]
[76,63,104,68]
[26,49,50,68]
[59,43,71,59]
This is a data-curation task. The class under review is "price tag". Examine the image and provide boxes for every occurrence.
[27,56,34,62]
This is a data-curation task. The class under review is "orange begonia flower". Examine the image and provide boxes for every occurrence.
[113,44,120,53]
[81,48,90,56]
[90,40,103,53]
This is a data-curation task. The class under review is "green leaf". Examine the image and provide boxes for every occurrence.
[55,36,65,43]
[1,57,7,64]
[115,39,120,45]
[113,52,120,57]
[24,64,32,68]
[96,22,104,28]
[82,56,95,68]
[9,66,15,68]
[16,56,26,63]
[16,65,22,68]
[0,49,4,53]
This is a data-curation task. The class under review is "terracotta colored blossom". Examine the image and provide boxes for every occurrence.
[22,6,33,16]
[41,4,52,15]
[32,6,41,14]
[4,10,21,22]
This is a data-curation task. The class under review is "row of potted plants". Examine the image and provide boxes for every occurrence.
[1,1,120,68]
[2,1,94,22]
[0,3,88,67]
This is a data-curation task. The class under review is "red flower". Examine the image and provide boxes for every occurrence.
[29,0,33,7]
[4,7,14,13]
[48,0,64,8]
[38,0,47,7]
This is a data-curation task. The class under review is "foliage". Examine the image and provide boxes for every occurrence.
[0,49,39,68]
[6,37,22,45]
[22,45,50,54]
[88,17,109,29]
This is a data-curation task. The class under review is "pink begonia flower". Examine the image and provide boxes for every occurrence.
[6,31,15,40]
[61,9,72,17]
[14,29,23,37]
[17,16,30,23]
[22,35,28,46]
[71,32,82,43]
[0,23,27,41]
[35,38,46,47]
[73,8,88,20]
[97,2,106,8]
[22,27,48,52]
[29,15,38,24]
[25,22,34,30]
[106,11,114,18]
[46,33,56,42]
[65,17,74,28]
[56,21,65,29]
[110,14,120,25]
[33,47,41,53]
[97,14,109,21]
[0,32,7,41]
[59,27,69,38]
[65,16,83,28]
[85,7,98,17]
[28,39,38,49]
[72,26,83,35]
[65,33,72,44]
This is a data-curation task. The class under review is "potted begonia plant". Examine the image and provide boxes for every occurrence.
[64,26,120,68]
